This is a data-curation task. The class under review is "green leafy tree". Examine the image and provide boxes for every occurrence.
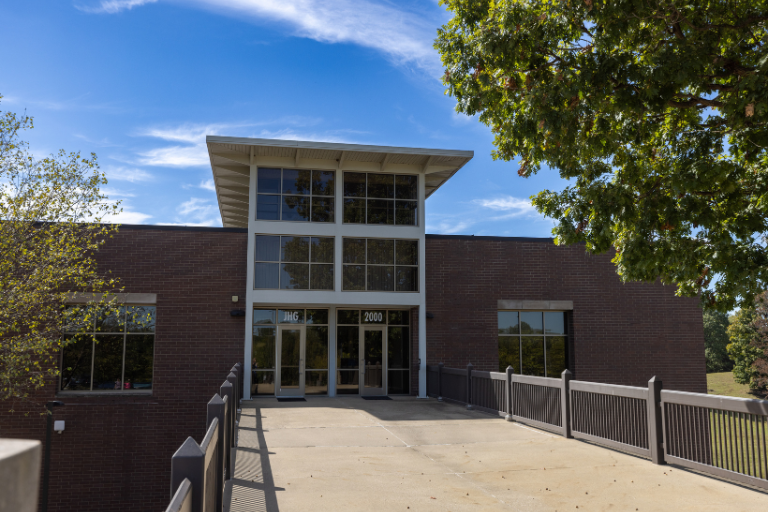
[703,310,731,372]
[436,0,768,311]
[0,99,121,409]
[727,307,762,389]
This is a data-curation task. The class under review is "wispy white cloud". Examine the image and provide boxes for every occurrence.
[104,166,154,183]
[175,197,221,226]
[199,179,216,191]
[472,196,538,218]
[76,0,158,14]
[109,207,153,224]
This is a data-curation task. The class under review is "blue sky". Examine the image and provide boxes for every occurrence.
[1,0,567,236]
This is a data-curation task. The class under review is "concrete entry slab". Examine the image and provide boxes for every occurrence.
[226,396,768,512]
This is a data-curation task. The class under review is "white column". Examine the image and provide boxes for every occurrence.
[418,171,427,398]
[243,150,257,399]
[328,306,337,396]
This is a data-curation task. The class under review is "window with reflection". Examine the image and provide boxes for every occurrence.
[254,235,334,290]
[256,168,335,222]
[342,238,418,291]
[60,305,155,392]
[497,311,568,377]
[343,172,417,225]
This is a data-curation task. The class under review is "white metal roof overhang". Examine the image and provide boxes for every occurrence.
[206,136,474,228]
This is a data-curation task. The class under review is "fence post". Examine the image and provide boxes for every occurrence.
[505,366,514,421]
[647,376,665,465]
[225,373,238,445]
[220,379,235,478]
[207,394,226,512]
[466,363,473,410]
[231,365,241,413]
[170,437,205,512]
[561,369,572,438]
[437,363,443,402]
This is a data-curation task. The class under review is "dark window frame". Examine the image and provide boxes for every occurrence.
[341,238,419,292]
[256,168,335,223]
[342,172,418,226]
[497,310,569,378]
[254,235,335,290]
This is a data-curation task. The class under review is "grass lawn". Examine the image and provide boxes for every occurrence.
[707,372,763,399]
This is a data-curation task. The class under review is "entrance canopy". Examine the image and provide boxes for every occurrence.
[206,136,474,228]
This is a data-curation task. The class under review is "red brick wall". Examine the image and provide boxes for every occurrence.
[0,225,248,512]
[424,235,707,393]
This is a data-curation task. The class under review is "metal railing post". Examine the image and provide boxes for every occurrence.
[207,394,226,512]
[466,363,473,410]
[647,376,665,465]
[170,438,205,512]
[505,366,514,421]
[561,369,572,438]
[437,363,443,402]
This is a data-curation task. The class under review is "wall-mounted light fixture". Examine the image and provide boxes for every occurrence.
[54,420,65,434]
[231,296,239,303]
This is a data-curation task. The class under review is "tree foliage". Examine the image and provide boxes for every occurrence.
[436,0,768,311]
[0,99,120,408]
[703,309,731,372]
[726,295,768,393]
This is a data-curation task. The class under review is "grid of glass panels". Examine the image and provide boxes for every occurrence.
[60,305,155,392]
[252,308,329,395]
[498,311,567,377]
[343,172,417,225]
[254,235,334,290]
[336,309,410,395]
[342,238,418,292]
[256,168,335,222]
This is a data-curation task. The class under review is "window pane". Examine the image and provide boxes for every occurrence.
[256,194,280,220]
[343,238,366,264]
[395,201,417,225]
[311,197,334,222]
[498,311,519,334]
[312,170,335,196]
[388,370,409,394]
[388,326,409,369]
[252,370,275,396]
[395,240,418,265]
[254,263,279,289]
[387,310,408,325]
[367,239,394,265]
[96,306,124,333]
[305,371,328,395]
[126,306,155,333]
[343,172,366,197]
[343,265,365,290]
[253,309,276,325]
[278,309,304,324]
[310,264,333,290]
[367,266,394,291]
[336,370,359,394]
[306,326,328,369]
[498,336,520,373]
[545,312,566,335]
[282,169,311,195]
[252,326,276,369]
[395,267,417,292]
[520,312,544,334]
[521,336,545,376]
[336,326,359,368]
[310,237,334,263]
[395,175,417,199]
[62,305,92,334]
[306,309,329,325]
[337,310,359,324]
[343,198,365,223]
[280,263,309,289]
[546,336,567,378]
[92,335,124,390]
[367,173,394,198]
[257,168,281,194]
[255,235,280,261]
[60,334,92,391]
[281,236,310,262]
[367,199,394,224]
[124,335,153,389]
[281,195,310,221]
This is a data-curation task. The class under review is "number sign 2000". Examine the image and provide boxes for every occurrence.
[364,312,383,323]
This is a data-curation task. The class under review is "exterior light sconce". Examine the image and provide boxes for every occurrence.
[231,296,239,303]
[426,312,434,319]
[54,420,65,434]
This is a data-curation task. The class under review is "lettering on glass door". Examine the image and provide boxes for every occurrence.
[283,311,300,322]
[363,311,383,323]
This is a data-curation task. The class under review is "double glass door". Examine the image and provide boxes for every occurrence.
[361,326,386,396]
[276,326,305,397]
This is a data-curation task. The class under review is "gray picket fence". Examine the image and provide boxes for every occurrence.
[427,363,768,491]
[165,363,242,512]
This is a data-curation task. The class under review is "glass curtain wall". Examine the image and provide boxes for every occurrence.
[498,311,567,377]
[256,168,335,222]
[342,239,418,292]
[254,235,334,290]
[342,173,418,225]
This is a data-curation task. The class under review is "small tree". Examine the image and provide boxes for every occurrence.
[703,310,731,373]
[0,99,120,409]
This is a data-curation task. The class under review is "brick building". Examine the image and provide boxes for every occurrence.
[0,138,705,512]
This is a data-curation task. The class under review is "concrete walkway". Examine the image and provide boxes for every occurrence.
[225,396,766,511]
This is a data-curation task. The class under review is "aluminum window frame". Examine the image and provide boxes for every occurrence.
[497,310,569,378]
[253,234,335,291]
[341,238,419,293]
[342,171,419,226]
[255,168,336,223]
[58,304,156,395]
